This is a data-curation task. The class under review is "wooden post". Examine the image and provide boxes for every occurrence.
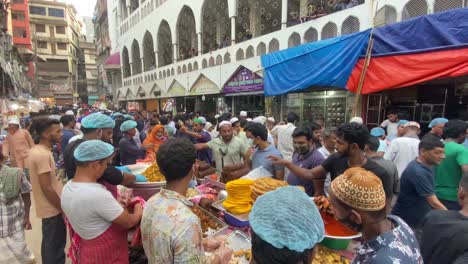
[351,33,374,117]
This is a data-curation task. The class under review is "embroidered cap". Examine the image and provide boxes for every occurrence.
[331,167,386,211]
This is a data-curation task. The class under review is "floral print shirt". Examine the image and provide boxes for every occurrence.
[352,215,423,264]
[141,189,205,264]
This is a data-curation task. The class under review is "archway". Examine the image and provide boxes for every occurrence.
[122,46,130,78]
[143,31,156,71]
[288,32,301,48]
[321,22,337,40]
[341,16,360,35]
[402,0,428,21]
[374,5,397,26]
[157,20,173,67]
[256,42,266,56]
[304,27,318,43]
[268,38,279,53]
[201,0,231,54]
[177,6,197,60]
[131,39,142,74]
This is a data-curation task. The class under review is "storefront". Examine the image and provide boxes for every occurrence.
[365,77,468,134]
[161,80,186,113]
[223,67,264,117]
[187,75,221,118]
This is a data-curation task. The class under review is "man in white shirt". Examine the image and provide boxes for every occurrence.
[384,121,421,177]
[271,112,298,162]
[380,110,399,141]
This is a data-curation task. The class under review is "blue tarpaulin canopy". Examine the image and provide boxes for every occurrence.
[261,29,370,96]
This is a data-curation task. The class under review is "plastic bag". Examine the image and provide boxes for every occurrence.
[241,166,272,180]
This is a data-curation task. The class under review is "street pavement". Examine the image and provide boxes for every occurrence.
[25,199,71,264]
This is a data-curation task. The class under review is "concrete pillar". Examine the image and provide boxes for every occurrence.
[231,16,236,44]
[282,0,288,29]
[197,32,202,55]
[154,50,159,69]
[141,57,145,72]
[173,43,178,63]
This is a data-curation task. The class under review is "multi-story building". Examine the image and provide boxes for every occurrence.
[28,0,83,105]
[80,40,98,105]
[94,0,115,105]
[111,0,465,121]
[9,0,34,78]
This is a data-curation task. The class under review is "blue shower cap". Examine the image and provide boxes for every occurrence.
[73,140,114,162]
[81,113,115,129]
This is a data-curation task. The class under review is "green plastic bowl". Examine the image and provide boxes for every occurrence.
[320,237,352,250]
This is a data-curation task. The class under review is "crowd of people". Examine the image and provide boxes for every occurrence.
[0,106,467,264]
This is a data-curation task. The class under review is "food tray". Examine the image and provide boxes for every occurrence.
[193,205,228,238]
[225,231,251,264]
[211,199,226,212]
[130,181,166,188]
[211,199,249,227]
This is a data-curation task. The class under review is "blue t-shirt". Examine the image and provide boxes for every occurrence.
[392,160,435,228]
[61,129,75,153]
[252,144,284,177]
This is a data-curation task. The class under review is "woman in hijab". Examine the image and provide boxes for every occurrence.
[143,124,167,158]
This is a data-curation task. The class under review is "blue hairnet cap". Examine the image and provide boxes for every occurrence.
[250,186,325,252]
[120,120,137,132]
[397,120,409,126]
[124,114,134,120]
[112,112,123,117]
[73,140,114,162]
[429,117,448,128]
[81,113,115,129]
[370,127,385,137]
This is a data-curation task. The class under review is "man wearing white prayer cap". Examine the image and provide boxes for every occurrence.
[239,111,248,121]
[2,117,34,168]
[195,120,250,173]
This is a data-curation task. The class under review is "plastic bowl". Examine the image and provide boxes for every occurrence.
[224,212,249,228]
[320,237,352,250]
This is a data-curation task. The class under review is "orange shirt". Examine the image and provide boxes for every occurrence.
[25,144,63,219]
[2,129,34,168]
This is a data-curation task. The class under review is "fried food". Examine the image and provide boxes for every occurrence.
[190,206,221,238]
[229,249,252,264]
[223,179,254,214]
[186,188,200,198]
[141,162,166,182]
[312,246,350,264]
[251,177,288,201]
[314,196,334,215]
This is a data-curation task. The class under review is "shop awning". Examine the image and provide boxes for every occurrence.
[262,8,468,96]
[347,8,468,94]
[104,52,120,70]
[261,30,370,96]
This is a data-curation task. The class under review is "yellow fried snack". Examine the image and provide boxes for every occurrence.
[223,179,254,214]
[311,246,350,264]
[142,162,166,182]
[251,177,288,201]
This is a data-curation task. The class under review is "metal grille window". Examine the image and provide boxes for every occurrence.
[131,40,142,74]
[37,41,47,49]
[236,49,245,61]
[56,26,65,34]
[433,0,463,13]
[341,16,360,35]
[402,0,428,21]
[257,43,266,56]
[157,20,173,67]
[57,43,67,50]
[304,27,318,43]
[224,53,231,63]
[321,22,337,40]
[246,46,254,58]
[48,8,65,18]
[268,39,279,53]
[143,31,156,71]
[12,11,25,21]
[288,32,301,48]
[216,55,222,65]
[374,5,397,26]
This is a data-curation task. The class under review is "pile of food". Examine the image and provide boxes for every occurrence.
[223,179,254,214]
[141,162,166,182]
[251,178,289,201]
[230,249,252,264]
[314,196,334,215]
[186,188,200,199]
[221,163,250,183]
[190,206,223,238]
[197,161,217,180]
[312,246,350,264]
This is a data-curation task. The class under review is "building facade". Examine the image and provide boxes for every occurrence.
[80,40,98,104]
[9,0,34,78]
[28,0,83,105]
[111,0,465,121]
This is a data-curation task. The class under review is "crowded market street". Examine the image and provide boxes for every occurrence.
[1,0,468,264]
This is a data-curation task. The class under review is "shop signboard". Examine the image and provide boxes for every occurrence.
[224,66,263,94]
[164,80,186,97]
[190,75,219,95]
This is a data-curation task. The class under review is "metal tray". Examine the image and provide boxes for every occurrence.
[130,181,166,188]
[193,205,228,238]
[225,231,251,264]
[204,176,226,189]
[211,199,249,222]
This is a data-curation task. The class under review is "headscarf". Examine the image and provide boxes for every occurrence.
[143,124,167,156]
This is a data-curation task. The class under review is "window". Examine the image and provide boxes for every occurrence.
[12,11,25,21]
[37,41,47,49]
[36,24,45,32]
[56,26,65,34]
[13,27,27,38]
[12,0,24,3]
[57,43,67,50]
[48,8,65,18]
[30,6,46,16]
